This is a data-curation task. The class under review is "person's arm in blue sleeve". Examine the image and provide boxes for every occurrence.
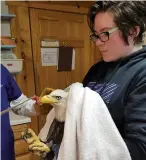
[4,65,38,116]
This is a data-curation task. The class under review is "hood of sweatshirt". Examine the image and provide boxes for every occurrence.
[83,47,146,103]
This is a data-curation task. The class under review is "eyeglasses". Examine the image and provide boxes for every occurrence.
[90,27,119,43]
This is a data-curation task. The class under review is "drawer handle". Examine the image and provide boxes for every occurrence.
[7,64,13,66]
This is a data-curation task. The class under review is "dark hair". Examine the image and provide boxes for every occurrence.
[88,1,146,45]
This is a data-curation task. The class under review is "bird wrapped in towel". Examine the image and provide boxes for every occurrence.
[21,86,70,160]
[39,87,70,160]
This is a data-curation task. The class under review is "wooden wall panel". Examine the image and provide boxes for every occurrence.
[7,0,101,142]
[6,1,94,14]
[29,8,101,130]
[8,6,39,134]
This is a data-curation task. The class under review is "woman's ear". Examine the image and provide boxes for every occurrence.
[128,26,140,44]
[129,26,140,39]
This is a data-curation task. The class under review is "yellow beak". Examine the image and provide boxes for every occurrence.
[39,95,56,104]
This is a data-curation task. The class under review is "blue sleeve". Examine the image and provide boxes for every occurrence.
[2,65,22,101]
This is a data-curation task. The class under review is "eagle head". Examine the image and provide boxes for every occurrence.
[40,89,69,122]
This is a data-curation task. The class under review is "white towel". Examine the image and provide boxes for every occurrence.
[58,83,131,160]
[38,108,55,142]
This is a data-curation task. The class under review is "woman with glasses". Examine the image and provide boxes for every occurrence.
[83,1,146,160]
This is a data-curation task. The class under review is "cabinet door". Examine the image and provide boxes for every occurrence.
[16,153,32,160]
[30,8,101,130]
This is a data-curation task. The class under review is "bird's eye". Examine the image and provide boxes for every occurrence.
[56,96,62,100]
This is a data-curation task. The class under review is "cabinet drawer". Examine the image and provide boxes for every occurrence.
[15,139,29,156]
[1,59,23,74]
[16,153,32,160]
[16,153,41,160]
[12,123,30,140]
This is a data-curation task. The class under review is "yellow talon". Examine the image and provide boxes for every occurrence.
[29,141,50,153]
[21,128,40,144]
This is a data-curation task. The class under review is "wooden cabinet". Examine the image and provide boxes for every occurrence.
[11,123,40,160]
[12,124,30,159]
[15,139,29,156]
[16,153,32,160]
[12,123,30,140]
[12,123,41,160]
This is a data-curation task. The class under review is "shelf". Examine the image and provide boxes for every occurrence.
[1,14,16,21]
[1,45,16,50]
[10,111,31,126]
[1,59,23,74]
